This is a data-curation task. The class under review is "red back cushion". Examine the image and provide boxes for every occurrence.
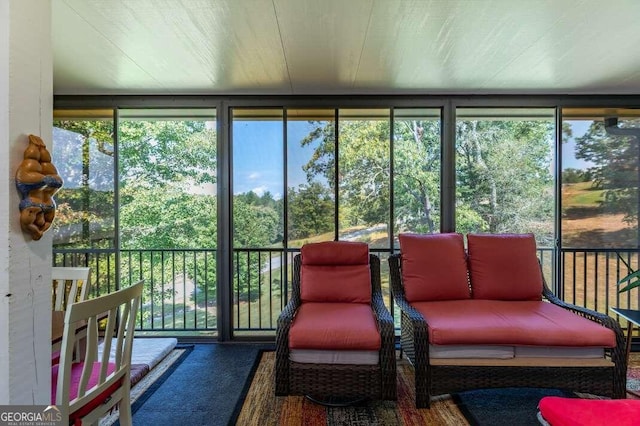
[467,233,543,300]
[300,241,371,303]
[399,233,470,302]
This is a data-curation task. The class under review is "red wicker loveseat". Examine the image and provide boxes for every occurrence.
[390,232,627,408]
[275,241,397,402]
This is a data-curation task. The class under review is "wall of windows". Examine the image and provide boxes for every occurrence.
[52,96,640,339]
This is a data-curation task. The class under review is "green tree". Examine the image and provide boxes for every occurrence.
[393,119,441,234]
[288,182,334,239]
[301,120,389,233]
[456,120,554,244]
[52,120,115,246]
[563,168,589,184]
[574,120,640,224]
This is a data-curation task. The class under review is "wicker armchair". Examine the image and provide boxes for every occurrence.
[275,242,396,402]
[389,252,627,408]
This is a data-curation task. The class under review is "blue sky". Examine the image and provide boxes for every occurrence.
[562,120,595,170]
[232,120,323,198]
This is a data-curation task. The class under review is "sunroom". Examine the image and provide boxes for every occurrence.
[3,1,640,424]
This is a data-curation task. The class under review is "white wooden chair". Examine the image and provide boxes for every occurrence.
[52,267,91,364]
[52,267,91,311]
[52,280,143,426]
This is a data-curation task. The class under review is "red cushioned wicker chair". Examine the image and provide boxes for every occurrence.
[275,241,396,403]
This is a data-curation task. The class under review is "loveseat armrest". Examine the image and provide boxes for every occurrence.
[542,281,627,398]
[388,253,431,406]
[388,254,427,325]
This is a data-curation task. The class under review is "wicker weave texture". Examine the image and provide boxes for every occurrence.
[389,253,627,409]
[275,253,397,402]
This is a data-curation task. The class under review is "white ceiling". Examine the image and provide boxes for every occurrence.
[52,0,640,96]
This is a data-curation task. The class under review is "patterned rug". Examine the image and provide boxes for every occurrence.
[237,352,469,425]
[237,352,640,425]
[627,353,640,395]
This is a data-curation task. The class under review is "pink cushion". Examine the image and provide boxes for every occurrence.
[300,241,371,303]
[411,299,616,347]
[467,233,543,300]
[289,302,381,351]
[51,362,121,420]
[538,396,640,426]
[399,233,470,302]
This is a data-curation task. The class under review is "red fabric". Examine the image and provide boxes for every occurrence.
[289,302,381,351]
[399,233,470,302]
[301,265,371,303]
[301,241,369,265]
[411,299,616,347]
[538,396,640,426]
[51,350,60,365]
[300,241,371,303]
[129,364,150,386]
[467,233,543,301]
[51,362,121,422]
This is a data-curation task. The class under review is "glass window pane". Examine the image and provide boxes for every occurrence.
[231,108,284,333]
[561,108,640,312]
[393,108,442,240]
[562,108,640,248]
[118,109,217,250]
[455,108,555,248]
[232,109,284,248]
[287,109,335,247]
[53,109,117,299]
[118,108,217,331]
[52,110,115,249]
[338,108,391,248]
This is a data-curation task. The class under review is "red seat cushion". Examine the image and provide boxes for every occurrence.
[467,233,543,301]
[51,362,122,421]
[300,241,371,303]
[411,299,616,347]
[289,302,381,351]
[51,350,61,365]
[399,233,470,302]
[538,396,640,426]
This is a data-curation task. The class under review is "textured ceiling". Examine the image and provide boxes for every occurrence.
[53,0,640,95]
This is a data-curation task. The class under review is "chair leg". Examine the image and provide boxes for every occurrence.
[119,385,133,426]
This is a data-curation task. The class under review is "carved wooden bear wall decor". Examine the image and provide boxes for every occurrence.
[15,135,63,240]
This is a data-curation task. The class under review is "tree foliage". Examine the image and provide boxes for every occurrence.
[455,120,554,243]
[288,182,333,239]
[574,120,640,223]
[393,120,441,233]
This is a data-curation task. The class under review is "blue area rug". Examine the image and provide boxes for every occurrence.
[453,387,574,426]
[121,343,265,426]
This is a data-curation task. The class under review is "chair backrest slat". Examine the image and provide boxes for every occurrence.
[77,316,99,397]
[52,267,91,310]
